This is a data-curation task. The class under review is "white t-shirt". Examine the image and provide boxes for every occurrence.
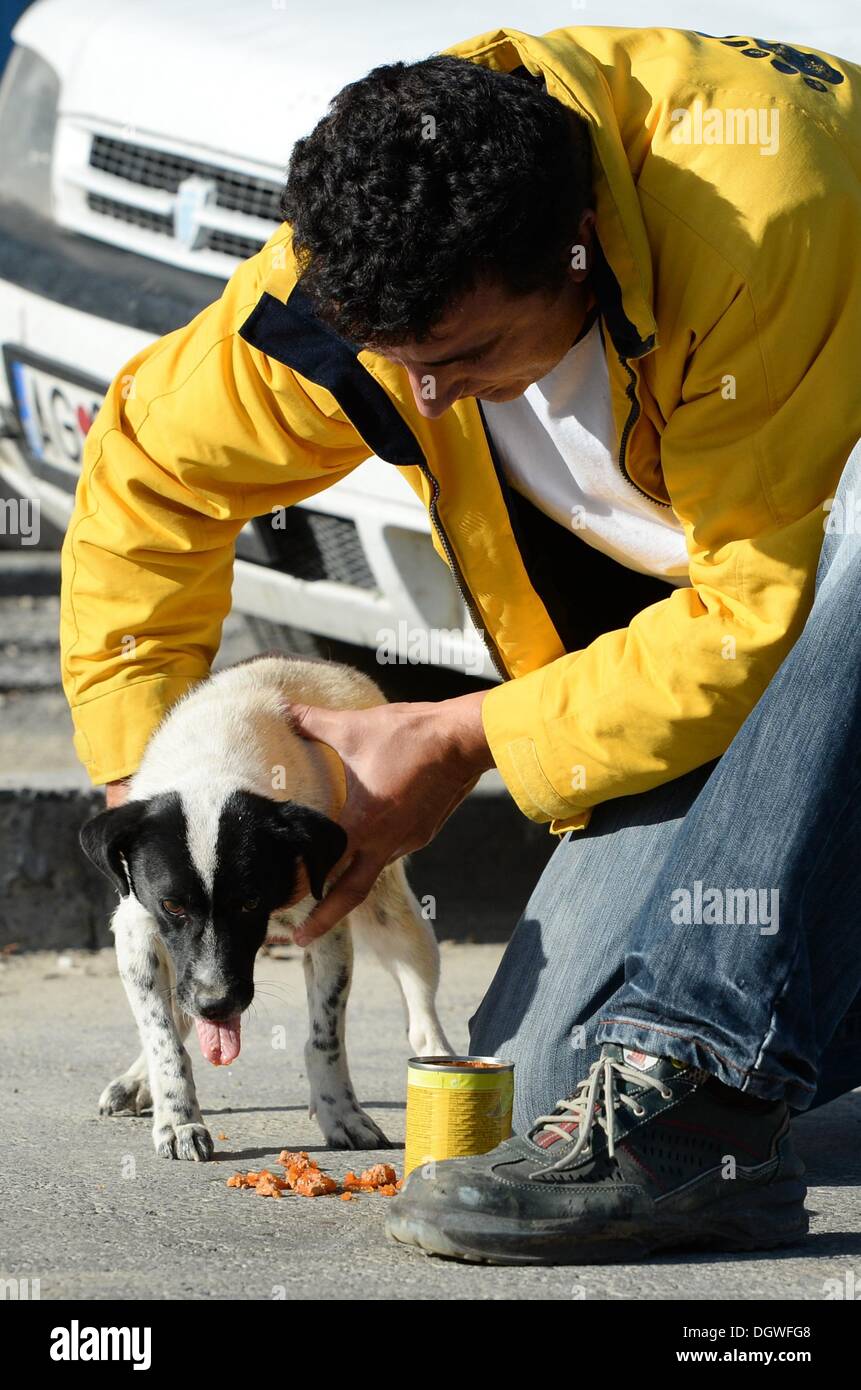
[482,318,691,587]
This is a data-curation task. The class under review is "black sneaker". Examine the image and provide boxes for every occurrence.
[386,1044,808,1265]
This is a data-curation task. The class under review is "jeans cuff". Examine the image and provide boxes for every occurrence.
[594,1014,815,1108]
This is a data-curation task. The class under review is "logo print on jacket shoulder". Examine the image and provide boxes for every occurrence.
[695,33,845,92]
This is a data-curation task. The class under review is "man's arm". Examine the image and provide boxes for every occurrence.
[61,229,369,786]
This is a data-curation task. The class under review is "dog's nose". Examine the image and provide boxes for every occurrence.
[195,990,239,1021]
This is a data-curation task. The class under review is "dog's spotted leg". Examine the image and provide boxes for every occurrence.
[302,924,390,1149]
[99,1049,152,1116]
[111,896,213,1161]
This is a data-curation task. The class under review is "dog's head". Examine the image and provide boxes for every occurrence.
[80,790,346,1060]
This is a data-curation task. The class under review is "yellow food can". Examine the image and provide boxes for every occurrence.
[404,1055,515,1177]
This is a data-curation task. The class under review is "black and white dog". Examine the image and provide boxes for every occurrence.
[80,654,452,1161]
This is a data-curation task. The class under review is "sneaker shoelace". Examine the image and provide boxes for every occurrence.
[531,1053,674,1174]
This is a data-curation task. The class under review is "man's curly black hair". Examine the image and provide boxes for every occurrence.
[280,55,593,347]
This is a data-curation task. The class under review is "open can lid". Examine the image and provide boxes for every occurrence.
[407,1054,514,1073]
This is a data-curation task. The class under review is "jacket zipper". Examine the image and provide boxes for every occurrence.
[415,458,510,681]
[617,353,672,509]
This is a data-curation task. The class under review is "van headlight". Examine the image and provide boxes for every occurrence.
[0,45,59,218]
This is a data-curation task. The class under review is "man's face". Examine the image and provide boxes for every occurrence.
[379,212,596,419]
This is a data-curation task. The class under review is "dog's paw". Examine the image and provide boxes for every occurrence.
[317,1104,391,1150]
[153,1120,214,1162]
[99,1074,153,1117]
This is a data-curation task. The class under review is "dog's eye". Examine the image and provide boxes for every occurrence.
[241,897,260,913]
[161,899,186,917]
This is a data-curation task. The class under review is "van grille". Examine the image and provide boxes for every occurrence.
[89,136,282,220]
[246,509,378,591]
[64,130,284,272]
[86,192,173,237]
[85,192,263,262]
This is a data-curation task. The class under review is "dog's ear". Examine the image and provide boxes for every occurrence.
[270,802,348,900]
[79,799,151,897]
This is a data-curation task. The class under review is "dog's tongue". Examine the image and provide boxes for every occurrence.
[195,1016,241,1066]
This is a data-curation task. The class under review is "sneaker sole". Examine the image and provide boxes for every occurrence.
[386,1179,810,1266]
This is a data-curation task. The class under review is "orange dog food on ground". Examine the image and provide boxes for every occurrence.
[294,1171,340,1197]
[358,1164,398,1188]
[278,1150,312,1171]
[339,1165,399,1194]
[226,1152,401,1200]
[256,1176,284,1198]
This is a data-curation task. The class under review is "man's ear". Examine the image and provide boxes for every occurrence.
[271,802,348,900]
[79,799,151,897]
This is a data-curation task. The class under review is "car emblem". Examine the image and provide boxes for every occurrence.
[174,175,217,251]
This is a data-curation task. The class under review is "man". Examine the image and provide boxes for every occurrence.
[61,26,861,1263]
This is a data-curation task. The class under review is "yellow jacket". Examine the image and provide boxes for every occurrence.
[60,25,861,834]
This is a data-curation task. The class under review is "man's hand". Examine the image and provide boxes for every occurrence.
[288,689,493,945]
[105,778,131,808]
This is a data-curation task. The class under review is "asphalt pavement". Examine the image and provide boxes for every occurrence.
[2,944,859,1302]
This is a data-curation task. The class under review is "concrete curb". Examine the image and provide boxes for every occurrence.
[0,778,555,951]
[0,786,114,951]
[0,551,61,596]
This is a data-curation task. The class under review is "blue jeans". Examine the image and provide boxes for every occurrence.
[470,440,861,1131]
